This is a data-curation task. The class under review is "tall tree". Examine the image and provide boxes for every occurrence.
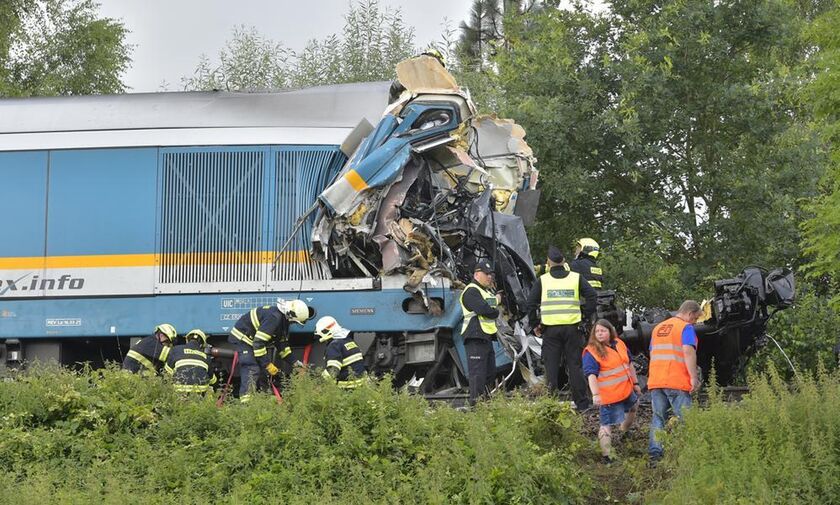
[492,1,826,305]
[802,0,840,305]
[0,0,131,97]
[606,0,824,286]
[183,0,416,91]
[291,0,415,86]
[181,25,290,91]
[457,0,527,71]
[493,6,624,262]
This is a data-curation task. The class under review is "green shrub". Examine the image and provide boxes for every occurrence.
[0,365,590,504]
[649,367,840,504]
[748,287,840,381]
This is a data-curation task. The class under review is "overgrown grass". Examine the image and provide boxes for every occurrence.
[0,365,590,504]
[648,367,840,504]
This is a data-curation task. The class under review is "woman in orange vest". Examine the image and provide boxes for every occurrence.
[583,319,641,464]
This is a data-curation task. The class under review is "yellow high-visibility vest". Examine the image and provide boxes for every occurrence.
[540,271,582,325]
[460,282,498,335]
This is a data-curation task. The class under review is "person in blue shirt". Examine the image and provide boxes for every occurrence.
[583,319,641,464]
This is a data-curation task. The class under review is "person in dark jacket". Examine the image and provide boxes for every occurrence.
[525,246,598,411]
[227,298,314,402]
[315,316,367,389]
[459,259,501,406]
[165,329,218,394]
[122,323,176,375]
[570,237,604,290]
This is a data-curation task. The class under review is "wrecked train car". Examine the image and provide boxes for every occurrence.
[305,55,541,390]
[0,56,540,394]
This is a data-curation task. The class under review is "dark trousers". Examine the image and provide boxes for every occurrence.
[542,324,591,409]
[234,342,266,400]
[465,339,496,406]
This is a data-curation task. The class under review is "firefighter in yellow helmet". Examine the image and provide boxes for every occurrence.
[570,238,604,290]
[164,329,218,394]
[227,298,314,402]
[122,323,176,375]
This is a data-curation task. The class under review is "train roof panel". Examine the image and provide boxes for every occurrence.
[0,82,391,134]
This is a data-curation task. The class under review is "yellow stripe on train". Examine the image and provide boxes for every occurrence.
[0,251,311,270]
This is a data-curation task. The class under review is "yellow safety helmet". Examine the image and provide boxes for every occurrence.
[185,329,208,346]
[421,48,446,67]
[576,238,601,259]
[154,323,177,341]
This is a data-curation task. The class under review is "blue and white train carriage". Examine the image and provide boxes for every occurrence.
[0,84,504,390]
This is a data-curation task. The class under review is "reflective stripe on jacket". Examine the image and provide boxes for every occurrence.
[228,306,292,368]
[584,338,633,404]
[588,266,603,289]
[570,256,603,289]
[540,271,582,325]
[123,336,171,374]
[324,337,366,388]
[647,316,693,392]
[460,282,498,335]
[164,341,217,391]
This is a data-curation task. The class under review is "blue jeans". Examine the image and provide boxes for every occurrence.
[649,388,692,458]
[599,391,639,426]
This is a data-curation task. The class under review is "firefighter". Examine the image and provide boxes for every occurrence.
[315,316,367,389]
[570,238,604,290]
[122,323,176,375]
[460,259,500,406]
[227,299,314,402]
[525,246,597,411]
[164,329,217,394]
[648,300,703,461]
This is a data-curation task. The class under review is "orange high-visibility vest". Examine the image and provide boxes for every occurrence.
[583,338,633,405]
[647,316,694,392]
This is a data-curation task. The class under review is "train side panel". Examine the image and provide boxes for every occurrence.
[0,287,462,338]
[0,151,49,331]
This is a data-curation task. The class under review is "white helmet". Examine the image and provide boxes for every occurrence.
[315,316,349,342]
[277,298,314,325]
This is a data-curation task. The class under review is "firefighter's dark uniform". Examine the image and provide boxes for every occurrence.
[122,336,171,375]
[460,281,499,406]
[227,306,295,401]
[323,335,367,388]
[525,265,597,410]
[164,340,218,394]
[570,254,604,290]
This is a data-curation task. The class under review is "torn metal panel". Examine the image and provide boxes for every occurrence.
[340,118,374,158]
[396,55,459,92]
[373,160,422,273]
[319,100,466,216]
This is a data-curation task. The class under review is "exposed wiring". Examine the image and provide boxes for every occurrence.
[766,333,799,380]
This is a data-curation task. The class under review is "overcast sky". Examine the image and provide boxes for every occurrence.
[97,0,474,93]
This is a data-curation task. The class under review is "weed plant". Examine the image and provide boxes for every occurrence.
[0,364,590,504]
[648,366,840,504]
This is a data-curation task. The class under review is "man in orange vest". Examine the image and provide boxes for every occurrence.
[647,300,703,461]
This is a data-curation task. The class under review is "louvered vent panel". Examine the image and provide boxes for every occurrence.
[159,150,265,284]
[271,147,345,281]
